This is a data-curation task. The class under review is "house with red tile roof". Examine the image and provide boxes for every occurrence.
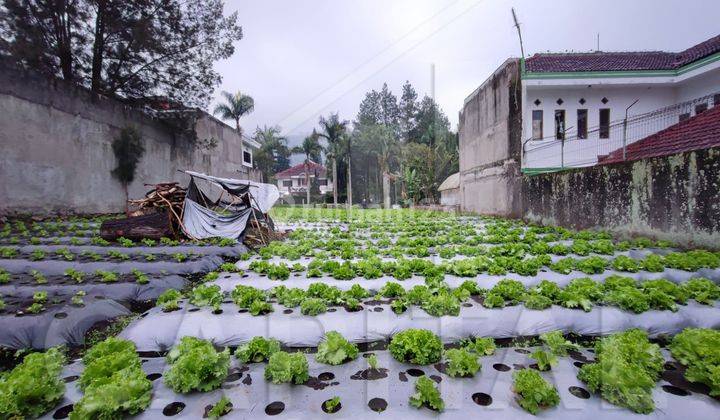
[275,161,333,199]
[521,34,720,170]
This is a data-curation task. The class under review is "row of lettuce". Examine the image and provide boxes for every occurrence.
[247,249,719,281]
[3,327,717,418]
[157,274,720,316]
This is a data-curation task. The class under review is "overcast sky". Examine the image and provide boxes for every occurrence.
[212,0,720,140]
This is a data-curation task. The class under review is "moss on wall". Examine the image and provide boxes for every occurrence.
[522,148,720,249]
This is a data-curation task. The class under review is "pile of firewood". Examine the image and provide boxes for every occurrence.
[128,182,186,216]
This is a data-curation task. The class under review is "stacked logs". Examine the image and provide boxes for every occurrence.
[128,182,186,216]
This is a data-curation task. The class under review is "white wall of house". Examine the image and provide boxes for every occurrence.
[522,64,720,169]
[276,174,333,196]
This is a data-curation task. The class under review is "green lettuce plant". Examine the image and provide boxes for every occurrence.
[316,331,359,365]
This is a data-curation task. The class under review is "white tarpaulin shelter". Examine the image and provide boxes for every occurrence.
[181,170,279,240]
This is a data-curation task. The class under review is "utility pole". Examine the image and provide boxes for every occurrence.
[511,8,525,60]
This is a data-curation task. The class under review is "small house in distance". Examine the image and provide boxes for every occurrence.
[275,161,333,201]
[438,173,460,208]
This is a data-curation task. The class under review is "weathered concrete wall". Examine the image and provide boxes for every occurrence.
[458,58,523,217]
[0,66,259,215]
[522,148,720,249]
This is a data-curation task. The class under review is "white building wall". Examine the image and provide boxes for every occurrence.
[522,65,720,169]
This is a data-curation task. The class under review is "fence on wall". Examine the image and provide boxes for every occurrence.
[522,93,718,174]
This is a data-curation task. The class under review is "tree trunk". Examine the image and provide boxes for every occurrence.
[382,172,391,209]
[100,211,174,241]
[346,155,352,210]
[91,0,107,92]
[305,160,310,206]
[332,160,338,205]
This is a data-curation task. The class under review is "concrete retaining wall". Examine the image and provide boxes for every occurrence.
[522,148,720,249]
[458,58,523,217]
[0,66,260,215]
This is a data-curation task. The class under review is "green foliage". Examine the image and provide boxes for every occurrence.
[316,331,359,365]
[488,279,525,303]
[444,348,480,377]
[482,292,505,308]
[64,268,85,283]
[640,254,665,272]
[300,297,327,315]
[389,329,442,365]
[669,328,720,396]
[235,336,281,363]
[523,292,553,310]
[578,329,663,414]
[72,338,151,419]
[368,354,379,370]
[274,287,306,307]
[379,282,405,298]
[612,255,641,272]
[540,331,579,356]
[530,349,557,371]
[189,284,223,311]
[164,337,231,393]
[264,351,309,384]
[249,300,273,316]
[575,256,608,274]
[461,337,496,356]
[324,396,341,412]
[409,376,444,411]
[0,348,66,419]
[390,298,408,314]
[207,396,232,419]
[512,369,559,414]
[231,285,266,308]
[683,278,720,305]
[95,270,118,283]
[556,277,602,312]
[157,288,183,312]
[421,291,460,316]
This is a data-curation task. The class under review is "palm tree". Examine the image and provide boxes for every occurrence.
[317,113,347,206]
[213,91,255,136]
[253,125,290,182]
[292,130,323,205]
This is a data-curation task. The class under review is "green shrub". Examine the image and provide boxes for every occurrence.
[300,298,327,315]
[669,328,720,397]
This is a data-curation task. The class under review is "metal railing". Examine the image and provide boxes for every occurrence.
[522,93,718,172]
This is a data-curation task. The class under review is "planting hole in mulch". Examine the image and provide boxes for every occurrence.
[513,364,525,370]
[373,307,383,312]
[242,374,252,385]
[265,401,285,415]
[188,308,200,312]
[514,348,530,354]
[472,393,492,406]
[54,312,68,319]
[569,386,591,399]
[368,397,388,412]
[662,385,691,396]
[493,363,511,372]
[462,302,473,307]
[53,404,74,419]
[429,374,442,383]
[321,399,342,414]
[318,372,335,381]
[351,368,389,380]
[62,375,79,383]
[434,362,447,374]
[573,361,585,368]
[398,371,408,382]
[162,402,185,416]
[406,368,424,377]
[283,309,293,314]
[146,373,162,381]
[327,308,337,312]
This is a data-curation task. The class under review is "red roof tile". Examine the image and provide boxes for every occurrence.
[526,34,720,73]
[275,161,327,179]
[598,105,720,165]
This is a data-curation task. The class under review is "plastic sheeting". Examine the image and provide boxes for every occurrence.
[0,255,224,275]
[183,170,279,213]
[41,347,720,419]
[120,299,720,351]
[182,198,253,240]
[13,243,248,257]
[0,274,186,303]
[0,299,129,349]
